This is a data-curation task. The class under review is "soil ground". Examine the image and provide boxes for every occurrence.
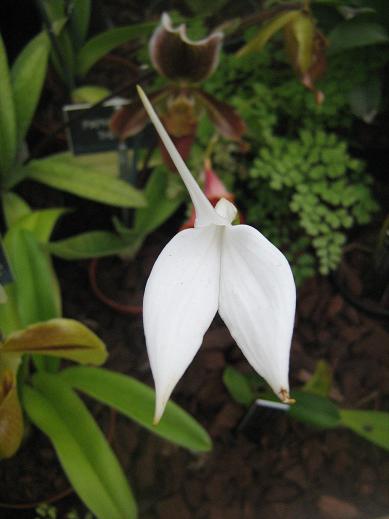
[1,230,388,519]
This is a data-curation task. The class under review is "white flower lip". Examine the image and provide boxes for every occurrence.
[137,86,296,424]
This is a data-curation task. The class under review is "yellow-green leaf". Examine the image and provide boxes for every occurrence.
[2,192,31,228]
[0,369,24,458]
[23,374,137,519]
[0,33,17,175]
[11,31,50,145]
[2,318,107,365]
[236,10,300,58]
[25,153,146,208]
[340,409,389,451]
[284,12,315,74]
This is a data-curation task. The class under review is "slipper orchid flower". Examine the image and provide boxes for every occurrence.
[137,86,296,423]
[111,13,245,169]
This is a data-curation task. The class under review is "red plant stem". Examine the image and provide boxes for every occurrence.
[88,258,143,315]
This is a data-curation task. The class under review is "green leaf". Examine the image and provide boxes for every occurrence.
[60,366,212,452]
[13,208,69,243]
[223,366,255,407]
[41,0,64,21]
[0,283,21,336]
[48,231,131,260]
[2,192,31,228]
[71,85,111,103]
[2,318,107,365]
[4,228,59,326]
[133,166,184,236]
[50,28,76,90]
[76,22,156,77]
[0,33,17,175]
[284,12,315,74]
[69,0,91,49]
[11,32,50,145]
[348,77,382,123]
[340,409,389,451]
[236,10,300,57]
[25,153,146,208]
[302,360,332,397]
[289,391,341,428]
[329,20,389,53]
[22,374,137,519]
[0,370,24,459]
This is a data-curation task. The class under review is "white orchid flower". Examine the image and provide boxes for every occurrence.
[137,86,296,424]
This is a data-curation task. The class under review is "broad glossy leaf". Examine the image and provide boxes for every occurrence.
[2,318,107,365]
[0,33,17,175]
[329,20,389,53]
[11,31,50,145]
[48,231,132,260]
[0,369,23,459]
[4,228,59,326]
[76,22,156,77]
[25,154,146,208]
[60,366,212,452]
[340,409,389,451]
[2,192,31,228]
[289,391,341,428]
[23,374,137,519]
[236,10,300,57]
[223,366,255,407]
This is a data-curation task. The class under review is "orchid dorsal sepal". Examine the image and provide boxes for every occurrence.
[149,13,223,83]
[137,87,296,423]
[136,85,227,228]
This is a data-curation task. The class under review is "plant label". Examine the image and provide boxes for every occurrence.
[237,399,290,442]
[63,98,154,155]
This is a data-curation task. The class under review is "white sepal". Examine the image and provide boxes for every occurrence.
[218,225,296,402]
[137,85,226,227]
[143,226,222,423]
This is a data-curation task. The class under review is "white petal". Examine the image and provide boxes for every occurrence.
[137,85,226,227]
[143,226,222,422]
[218,224,296,401]
[215,197,237,223]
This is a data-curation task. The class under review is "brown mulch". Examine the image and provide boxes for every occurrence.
[0,237,388,519]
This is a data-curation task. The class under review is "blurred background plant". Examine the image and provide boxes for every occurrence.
[223,361,389,452]
[0,0,388,515]
[0,201,212,519]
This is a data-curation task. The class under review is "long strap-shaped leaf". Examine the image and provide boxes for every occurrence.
[60,366,212,452]
[0,33,17,176]
[11,31,50,146]
[22,372,137,519]
[24,153,146,208]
